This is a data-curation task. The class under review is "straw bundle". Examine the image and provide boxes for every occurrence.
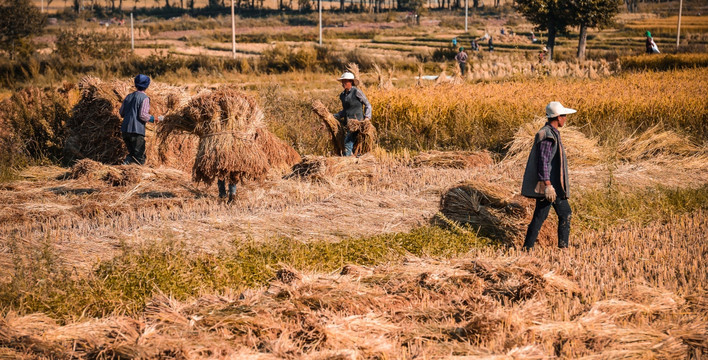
[65,76,197,172]
[288,155,378,183]
[346,63,364,89]
[345,118,377,156]
[69,159,143,186]
[412,150,494,169]
[373,63,393,90]
[312,100,346,156]
[439,180,555,246]
[504,117,603,167]
[617,125,705,161]
[158,88,300,184]
[435,63,448,85]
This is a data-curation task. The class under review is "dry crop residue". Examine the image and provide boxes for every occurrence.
[1,210,706,358]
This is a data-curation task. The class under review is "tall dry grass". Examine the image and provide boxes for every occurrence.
[368,67,708,151]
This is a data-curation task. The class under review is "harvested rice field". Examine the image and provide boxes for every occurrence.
[2,1,708,358]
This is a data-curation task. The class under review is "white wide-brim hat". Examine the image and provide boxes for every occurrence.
[546,101,577,118]
[337,72,359,86]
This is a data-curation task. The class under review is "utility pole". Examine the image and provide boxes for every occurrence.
[319,0,322,45]
[676,0,683,50]
[130,13,134,51]
[231,0,236,59]
[465,0,468,32]
[41,0,44,12]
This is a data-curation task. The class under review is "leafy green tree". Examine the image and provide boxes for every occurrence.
[568,0,620,59]
[0,0,46,60]
[515,0,572,60]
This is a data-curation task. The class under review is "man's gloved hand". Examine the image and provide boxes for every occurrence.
[544,185,557,203]
[157,115,164,123]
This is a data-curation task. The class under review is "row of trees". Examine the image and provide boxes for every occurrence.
[516,0,621,60]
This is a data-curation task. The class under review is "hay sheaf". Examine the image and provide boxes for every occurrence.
[288,155,378,183]
[412,150,494,169]
[504,117,602,168]
[158,88,300,184]
[65,76,197,172]
[69,159,144,187]
[312,100,346,156]
[438,180,556,246]
[345,118,377,156]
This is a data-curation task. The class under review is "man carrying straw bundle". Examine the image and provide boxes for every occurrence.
[521,102,576,249]
[119,74,161,165]
[333,72,372,157]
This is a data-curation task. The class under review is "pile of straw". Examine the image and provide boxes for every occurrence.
[288,154,378,183]
[504,117,603,168]
[311,100,377,156]
[412,150,494,169]
[617,125,705,161]
[158,88,300,184]
[65,76,197,172]
[69,159,143,186]
[438,180,555,246]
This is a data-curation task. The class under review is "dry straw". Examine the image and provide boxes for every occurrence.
[412,150,494,169]
[158,88,300,184]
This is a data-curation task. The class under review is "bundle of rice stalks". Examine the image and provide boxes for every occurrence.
[412,150,494,169]
[617,125,705,161]
[288,155,378,183]
[438,180,555,246]
[373,63,393,90]
[345,118,377,156]
[450,62,464,85]
[311,100,377,156]
[435,63,448,85]
[158,88,300,184]
[504,117,603,168]
[312,100,346,156]
[346,63,364,89]
[65,76,197,172]
[69,159,143,186]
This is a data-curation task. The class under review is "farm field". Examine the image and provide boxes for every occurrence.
[2,1,708,358]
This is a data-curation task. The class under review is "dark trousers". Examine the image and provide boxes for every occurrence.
[217,180,237,198]
[523,198,571,249]
[459,62,466,75]
[122,133,146,165]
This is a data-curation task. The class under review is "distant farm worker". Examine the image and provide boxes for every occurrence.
[521,101,576,249]
[455,47,468,75]
[645,31,660,54]
[488,35,494,52]
[452,37,458,47]
[539,46,548,63]
[119,74,161,165]
[333,72,372,157]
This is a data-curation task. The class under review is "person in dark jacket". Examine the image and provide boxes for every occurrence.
[333,71,372,157]
[119,74,159,165]
[520,102,576,249]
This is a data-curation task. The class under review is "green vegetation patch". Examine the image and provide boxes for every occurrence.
[1,227,486,319]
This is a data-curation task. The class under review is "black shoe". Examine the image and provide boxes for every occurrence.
[227,193,236,204]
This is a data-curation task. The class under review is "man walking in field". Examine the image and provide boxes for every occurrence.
[119,74,159,165]
[455,47,468,76]
[521,102,575,249]
[333,72,372,157]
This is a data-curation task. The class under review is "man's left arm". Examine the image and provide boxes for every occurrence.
[356,91,372,121]
[138,97,154,123]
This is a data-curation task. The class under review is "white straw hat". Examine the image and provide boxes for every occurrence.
[546,101,577,118]
[337,72,359,86]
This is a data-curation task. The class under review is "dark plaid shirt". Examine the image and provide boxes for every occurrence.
[537,124,560,181]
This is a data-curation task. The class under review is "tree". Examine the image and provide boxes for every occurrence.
[568,0,620,60]
[0,0,46,60]
[515,0,572,60]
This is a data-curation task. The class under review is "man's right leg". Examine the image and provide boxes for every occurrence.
[552,199,572,248]
[343,131,355,157]
[523,198,552,249]
[217,179,227,198]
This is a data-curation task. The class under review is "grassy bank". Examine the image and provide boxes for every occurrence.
[2,184,706,320]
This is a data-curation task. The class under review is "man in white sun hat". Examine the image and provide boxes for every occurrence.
[333,71,372,157]
[521,101,576,249]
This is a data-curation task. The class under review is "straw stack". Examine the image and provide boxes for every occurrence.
[158,88,301,184]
